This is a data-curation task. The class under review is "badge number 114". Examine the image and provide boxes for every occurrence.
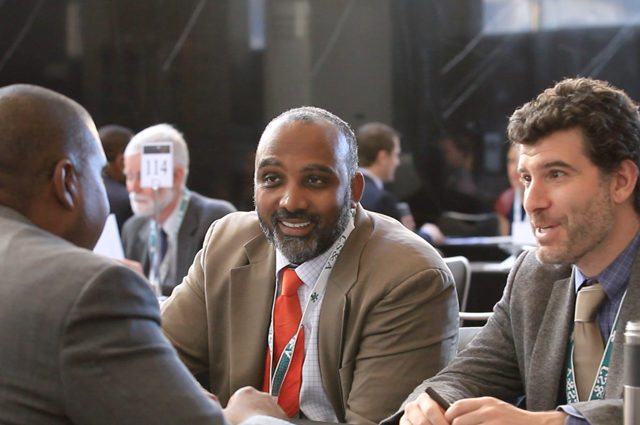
[141,143,173,189]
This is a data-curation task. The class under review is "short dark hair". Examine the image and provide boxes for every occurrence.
[267,106,358,179]
[508,77,640,212]
[356,122,400,167]
[98,124,133,162]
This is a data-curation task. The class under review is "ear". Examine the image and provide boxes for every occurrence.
[51,159,79,210]
[173,166,186,187]
[115,153,125,171]
[610,159,639,205]
[375,149,389,164]
[350,172,364,205]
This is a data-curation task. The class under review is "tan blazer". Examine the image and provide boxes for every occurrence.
[161,205,459,424]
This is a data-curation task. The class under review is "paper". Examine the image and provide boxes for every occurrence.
[93,214,124,259]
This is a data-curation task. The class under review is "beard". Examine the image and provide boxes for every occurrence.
[257,191,352,264]
[129,189,176,218]
[533,179,614,266]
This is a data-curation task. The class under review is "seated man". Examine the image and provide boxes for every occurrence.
[386,77,640,425]
[122,123,236,295]
[161,106,459,424]
[0,84,287,425]
[98,124,134,231]
[356,122,444,244]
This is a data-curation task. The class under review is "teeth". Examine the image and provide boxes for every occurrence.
[281,221,310,228]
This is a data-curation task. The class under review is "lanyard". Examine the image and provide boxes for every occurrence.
[565,290,627,403]
[265,213,355,397]
[148,189,190,287]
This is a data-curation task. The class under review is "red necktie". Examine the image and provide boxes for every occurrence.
[262,268,305,417]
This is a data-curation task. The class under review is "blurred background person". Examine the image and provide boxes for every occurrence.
[122,123,236,296]
[99,124,134,232]
[438,132,493,214]
[495,143,525,235]
[357,122,444,244]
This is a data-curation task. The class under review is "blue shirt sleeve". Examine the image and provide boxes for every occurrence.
[559,404,589,425]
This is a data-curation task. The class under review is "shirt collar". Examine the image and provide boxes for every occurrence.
[162,188,190,237]
[358,167,384,190]
[574,231,640,300]
[275,232,344,289]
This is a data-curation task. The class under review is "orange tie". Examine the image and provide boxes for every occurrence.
[263,268,305,417]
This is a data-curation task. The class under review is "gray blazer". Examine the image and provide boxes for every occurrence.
[122,191,235,294]
[385,248,640,425]
[0,206,227,424]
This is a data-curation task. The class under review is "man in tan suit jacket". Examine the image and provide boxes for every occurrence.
[161,106,459,425]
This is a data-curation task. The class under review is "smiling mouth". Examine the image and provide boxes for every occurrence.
[281,220,311,228]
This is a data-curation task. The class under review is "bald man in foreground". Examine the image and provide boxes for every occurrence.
[0,84,289,425]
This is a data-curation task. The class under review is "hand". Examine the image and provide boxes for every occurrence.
[400,394,568,425]
[400,392,449,425]
[223,386,287,425]
[445,397,567,425]
[419,223,445,245]
[117,258,144,276]
[401,214,417,231]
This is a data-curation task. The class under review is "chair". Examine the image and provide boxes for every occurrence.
[443,256,493,324]
[444,256,470,313]
[437,211,500,237]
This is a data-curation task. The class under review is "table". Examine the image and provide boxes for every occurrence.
[439,235,514,262]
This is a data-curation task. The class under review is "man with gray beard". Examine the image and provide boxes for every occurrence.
[160,106,459,425]
[121,123,235,295]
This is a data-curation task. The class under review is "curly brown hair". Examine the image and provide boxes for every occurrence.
[507,77,640,212]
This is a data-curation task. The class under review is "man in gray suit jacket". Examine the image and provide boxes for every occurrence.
[122,123,236,295]
[0,84,287,424]
[388,78,640,425]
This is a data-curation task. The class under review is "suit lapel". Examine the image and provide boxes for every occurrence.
[318,206,372,417]
[228,233,276,393]
[176,197,198,277]
[606,249,640,397]
[138,220,152,274]
[526,274,575,410]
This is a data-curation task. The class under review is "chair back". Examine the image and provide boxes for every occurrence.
[444,255,471,313]
[437,211,500,236]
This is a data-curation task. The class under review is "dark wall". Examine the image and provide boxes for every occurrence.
[2,0,640,213]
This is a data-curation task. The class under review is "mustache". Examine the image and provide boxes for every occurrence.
[271,209,320,224]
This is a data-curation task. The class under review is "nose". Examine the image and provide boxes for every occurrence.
[523,179,549,217]
[279,183,308,212]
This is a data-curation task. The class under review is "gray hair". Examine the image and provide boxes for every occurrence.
[264,106,358,178]
[125,123,189,172]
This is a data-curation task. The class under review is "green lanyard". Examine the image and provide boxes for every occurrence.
[266,213,355,397]
[148,189,190,285]
[565,290,627,403]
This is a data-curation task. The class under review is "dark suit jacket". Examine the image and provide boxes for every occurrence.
[360,174,402,221]
[0,206,227,425]
[161,205,459,425]
[385,248,640,425]
[122,191,235,295]
[103,174,132,232]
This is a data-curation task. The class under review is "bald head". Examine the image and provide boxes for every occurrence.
[0,84,98,207]
[0,84,108,248]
